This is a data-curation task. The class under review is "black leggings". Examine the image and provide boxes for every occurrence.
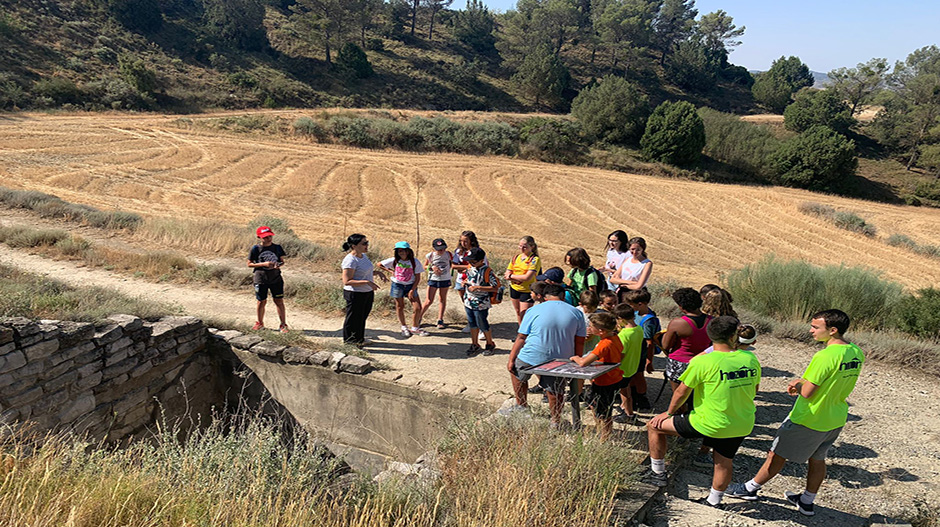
[343,290,374,344]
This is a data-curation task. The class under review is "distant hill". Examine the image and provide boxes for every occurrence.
[811,71,831,88]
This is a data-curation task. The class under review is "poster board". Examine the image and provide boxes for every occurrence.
[518,360,621,380]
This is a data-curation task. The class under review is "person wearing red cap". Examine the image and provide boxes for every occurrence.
[248,226,288,332]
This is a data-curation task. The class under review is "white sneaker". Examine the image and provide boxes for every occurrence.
[461,324,471,333]
[401,327,412,337]
[411,327,430,336]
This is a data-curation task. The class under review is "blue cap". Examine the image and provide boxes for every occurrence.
[536,268,565,283]
[394,241,411,249]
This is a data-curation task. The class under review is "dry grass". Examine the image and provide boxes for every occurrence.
[2,113,940,290]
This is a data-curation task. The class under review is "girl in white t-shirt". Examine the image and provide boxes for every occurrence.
[611,237,652,302]
[603,230,631,291]
[421,238,453,330]
[380,241,428,337]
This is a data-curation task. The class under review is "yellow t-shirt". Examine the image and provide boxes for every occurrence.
[507,254,541,293]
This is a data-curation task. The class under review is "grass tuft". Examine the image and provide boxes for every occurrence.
[798,201,876,237]
[0,186,142,229]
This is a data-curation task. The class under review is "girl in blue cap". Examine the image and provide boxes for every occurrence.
[381,241,428,337]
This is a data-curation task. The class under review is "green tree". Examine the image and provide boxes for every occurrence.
[828,57,889,116]
[423,0,453,40]
[511,42,570,109]
[666,39,718,92]
[783,89,855,134]
[752,56,814,112]
[336,42,374,78]
[888,46,940,169]
[640,100,706,165]
[203,0,267,51]
[592,0,657,72]
[292,0,349,65]
[652,0,697,65]
[770,125,857,190]
[695,9,743,57]
[767,55,815,91]
[453,0,497,55]
[118,55,158,94]
[108,0,163,32]
[348,0,382,46]
[571,75,650,144]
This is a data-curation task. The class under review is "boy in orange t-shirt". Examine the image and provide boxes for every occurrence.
[571,311,624,440]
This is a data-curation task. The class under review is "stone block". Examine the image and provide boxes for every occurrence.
[57,394,96,425]
[155,337,178,353]
[1,378,36,400]
[105,348,130,368]
[102,357,138,380]
[32,389,69,417]
[113,388,150,415]
[38,324,62,340]
[0,351,26,375]
[45,370,80,393]
[0,326,13,345]
[57,321,95,347]
[0,407,19,426]
[176,331,200,344]
[74,347,104,366]
[177,338,204,356]
[120,403,153,428]
[282,347,313,364]
[338,356,373,374]
[129,360,154,379]
[163,316,202,336]
[163,364,185,383]
[329,352,346,370]
[107,336,134,355]
[107,314,144,333]
[12,361,43,381]
[24,339,59,362]
[0,341,14,355]
[148,322,175,341]
[229,334,264,350]
[93,324,123,346]
[251,341,286,358]
[77,362,101,378]
[94,373,128,401]
[2,317,39,338]
[43,359,75,383]
[48,341,95,367]
[214,330,243,341]
[76,371,103,390]
[309,351,333,366]
[17,334,44,347]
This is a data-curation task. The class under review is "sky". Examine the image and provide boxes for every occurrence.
[479,0,940,72]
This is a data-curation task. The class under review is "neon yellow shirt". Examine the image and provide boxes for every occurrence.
[788,343,864,432]
[507,254,540,293]
[618,326,644,376]
[679,350,761,438]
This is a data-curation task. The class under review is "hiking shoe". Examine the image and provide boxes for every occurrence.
[497,404,530,417]
[784,491,815,516]
[466,344,482,356]
[436,319,446,329]
[411,327,430,336]
[461,324,471,333]
[251,321,264,331]
[693,452,714,469]
[400,327,412,337]
[693,497,725,510]
[528,385,545,394]
[613,412,639,425]
[640,468,669,488]
[279,323,289,333]
[726,482,759,501]
[482,343,497,356]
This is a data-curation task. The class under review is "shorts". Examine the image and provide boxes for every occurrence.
[672,413,746,459]
[428,279,451,289]
[665,357,690,383]
[513,358,566,395]
[509,288,534,303]
[254,280,284,301]
[771,419,843,463]
[390,282,416,299]
[592,379,626,419]
[464,307,491,332]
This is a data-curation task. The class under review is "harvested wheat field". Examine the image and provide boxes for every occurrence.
[1,112,939,290]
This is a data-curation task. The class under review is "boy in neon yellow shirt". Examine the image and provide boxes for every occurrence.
[727,309,864,517]
[613,303,643,424]
[643,316,761,508]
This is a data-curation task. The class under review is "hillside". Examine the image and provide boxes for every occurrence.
[0,0,756,113]
[2,112,939,290]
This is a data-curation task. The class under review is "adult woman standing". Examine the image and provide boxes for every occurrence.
[610,237,652,302]
[341,234,387,346]
[504,236,541,324]
[602,230,631,291]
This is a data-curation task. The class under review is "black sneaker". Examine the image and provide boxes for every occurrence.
[726,482,759,501]
[466,344,482,356]
[693,497,725,510]
[784,491,815,516]
[640,468,669,487]
[482,343,497,356]
[528,385,545,394]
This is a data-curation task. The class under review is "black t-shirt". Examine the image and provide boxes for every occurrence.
[249,243,286,285]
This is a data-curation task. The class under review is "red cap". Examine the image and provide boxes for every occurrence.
[256,226,274,238]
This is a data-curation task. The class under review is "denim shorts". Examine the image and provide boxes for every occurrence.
[464,307,490,331]
[428,279,452,289]
[390,282,416,299]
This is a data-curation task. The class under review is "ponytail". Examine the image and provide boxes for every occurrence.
[343,233,366,252]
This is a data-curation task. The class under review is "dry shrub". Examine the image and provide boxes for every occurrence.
[0,225,69,248]
[135,217,248,256]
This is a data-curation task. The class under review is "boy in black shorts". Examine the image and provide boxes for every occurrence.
[644,316,761,508]
[248,225,288,332]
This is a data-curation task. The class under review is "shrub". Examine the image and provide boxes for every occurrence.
[770,125,857,190]
[893,289,940,340]
[365,37,385,51]
[913,181,940,201]
[832,211,876,237]
[518,118,587,164]
[698,108,781,179]
[783,89,855,134]
[202,0,267,51]
[327,116,378,148]
[453,121,519,156]
[0,75,28,109]
[725,255,903,330]
[0,187,143,229]
[640,101,706,166]
[119,55,158,94]
[0,226,70,248]
[570,76,650,145]
[292,117,328,141]
[406,116,461,152]
[84,76,154,110]
[371,118,423,150]
[666,40,718,92]
[108,0,163,32]
[751,73,793,113]
[32,77,83,105]
[887,233,940,259]
[797,201,837,220]
[336,42,373,79]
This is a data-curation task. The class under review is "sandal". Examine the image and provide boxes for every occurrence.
[466,344,482,356]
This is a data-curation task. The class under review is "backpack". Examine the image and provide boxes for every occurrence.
[575,266,610,293]
[482,267,504,305]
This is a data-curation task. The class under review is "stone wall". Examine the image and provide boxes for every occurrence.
[0,314,220,442]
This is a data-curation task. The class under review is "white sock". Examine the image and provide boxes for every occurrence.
[401,325,408,330]
[707,488,724,506]
[745,479,762,493]
[411,326,420,331]
[801,490,816,505]
[650,458,666,474]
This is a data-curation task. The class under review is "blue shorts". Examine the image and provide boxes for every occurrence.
[428,279,451,289]
[390,282,417,299]
[464,307,490,331]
